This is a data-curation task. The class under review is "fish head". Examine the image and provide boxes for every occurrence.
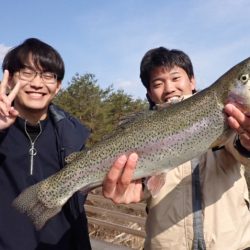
[226,57,250,112]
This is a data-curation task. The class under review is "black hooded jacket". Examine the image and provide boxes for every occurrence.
[0,104,91,250]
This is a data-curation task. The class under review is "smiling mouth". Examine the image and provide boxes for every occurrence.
[165,96,183,103]
[155,96,184,110]
[26,92,46,98]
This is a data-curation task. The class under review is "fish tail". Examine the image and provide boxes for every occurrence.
[12,183,62,230]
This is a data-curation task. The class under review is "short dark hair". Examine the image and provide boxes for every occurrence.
[140,47,194,90]
[2,38,65,81]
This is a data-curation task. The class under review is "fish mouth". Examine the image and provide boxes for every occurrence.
[227,83,250,112]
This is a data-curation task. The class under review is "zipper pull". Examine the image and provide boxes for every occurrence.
[24,120,42,176]
[29,142,37,175]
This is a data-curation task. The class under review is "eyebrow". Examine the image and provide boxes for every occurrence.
[151,71,181,81]
[23,65,36,70]
[169,70,181,75]
[23,65,44,72]
[151,77,165,82]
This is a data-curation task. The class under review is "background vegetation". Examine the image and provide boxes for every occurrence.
[54,73,147,146]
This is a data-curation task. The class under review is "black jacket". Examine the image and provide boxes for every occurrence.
[0,104,91,250]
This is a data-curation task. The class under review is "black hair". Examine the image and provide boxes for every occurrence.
[2,38,65,81]
[140,47,194,90]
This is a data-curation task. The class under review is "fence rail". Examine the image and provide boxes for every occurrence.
[85,193,146,240]
[85,204,146,226]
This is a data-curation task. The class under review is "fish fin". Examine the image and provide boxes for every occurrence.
[12,183,62,230]
[145,172,167,198]
[102,110,155,140]
[118,110,151,127]
[210,130,234,148]
[79,182,102,195]
[65,151,84,164]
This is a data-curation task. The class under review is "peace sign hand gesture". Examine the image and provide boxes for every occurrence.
[0,70,20,130]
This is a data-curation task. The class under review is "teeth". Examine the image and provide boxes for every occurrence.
[29,93,43,98]
[166,96,181,103]
[155,96,182,110]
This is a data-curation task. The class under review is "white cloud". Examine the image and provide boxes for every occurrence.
[117,79,134,89]
[115,78,145,99]
[0,44,11,63]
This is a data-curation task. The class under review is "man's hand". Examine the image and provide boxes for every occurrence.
[102,153,144,204]
[224,103,250,150]
[0,70,20,130]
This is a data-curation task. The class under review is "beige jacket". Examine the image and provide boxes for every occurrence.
[144,134,250,250]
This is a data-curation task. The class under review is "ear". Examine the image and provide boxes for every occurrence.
[190,77,196,91]
[55,80,62,95]
[147,89,153,100]
[146,90,156,109]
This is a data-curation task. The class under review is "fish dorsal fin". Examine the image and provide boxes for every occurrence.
[65,152,81,164]
[102,110,155,140]
[118,110,151,127]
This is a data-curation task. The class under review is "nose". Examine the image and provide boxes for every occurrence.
[29,74,44,88]
[163,81,175,94]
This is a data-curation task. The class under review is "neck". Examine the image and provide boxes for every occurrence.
[15,106,48,125]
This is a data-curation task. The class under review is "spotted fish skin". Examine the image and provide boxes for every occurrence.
[13,57,250,230]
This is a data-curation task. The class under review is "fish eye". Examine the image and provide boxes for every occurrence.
[240,74,249,84]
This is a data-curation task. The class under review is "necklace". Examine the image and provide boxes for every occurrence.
[24,120,42,175]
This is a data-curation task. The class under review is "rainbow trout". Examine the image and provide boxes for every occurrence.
[13,57,250,229]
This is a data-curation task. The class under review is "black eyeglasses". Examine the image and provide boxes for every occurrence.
[18,68,57,83]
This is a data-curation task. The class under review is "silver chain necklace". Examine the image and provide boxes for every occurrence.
[24,120,42,175]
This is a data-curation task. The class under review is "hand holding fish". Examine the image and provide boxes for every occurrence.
[0,70,20,130]
[103,153,143,204]
[225,103,250,150]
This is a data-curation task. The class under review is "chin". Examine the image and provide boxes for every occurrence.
[24,102,49,111]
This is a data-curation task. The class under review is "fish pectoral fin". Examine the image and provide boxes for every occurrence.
[65,152,81,164]
[210,129,234,148]
[79,181,102,195]
[145,172,167,198]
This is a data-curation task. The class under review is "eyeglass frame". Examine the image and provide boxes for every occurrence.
[17,68,58,83]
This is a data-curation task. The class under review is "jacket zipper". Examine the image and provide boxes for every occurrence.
[24,120,42,175]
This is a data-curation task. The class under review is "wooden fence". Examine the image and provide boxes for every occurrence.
[85,192,146,248]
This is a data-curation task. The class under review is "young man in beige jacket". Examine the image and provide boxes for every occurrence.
[103,47,250,250]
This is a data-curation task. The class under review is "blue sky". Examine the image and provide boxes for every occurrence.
[0,0,249,99]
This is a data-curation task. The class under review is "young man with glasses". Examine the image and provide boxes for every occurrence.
[0,38,91,250]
